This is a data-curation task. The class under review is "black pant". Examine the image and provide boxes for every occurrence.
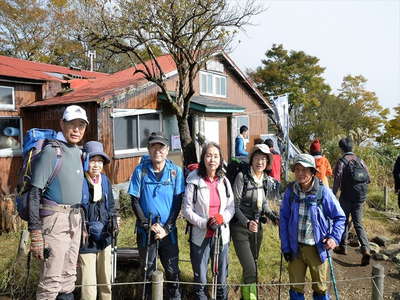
[137,230,181,300]
[339,198,370,252]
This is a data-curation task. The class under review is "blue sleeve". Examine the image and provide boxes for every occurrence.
[174,166,185,196]
[279,188,291,253]
[235,137,248,156]
[128,166,142,198]
[323,187,346,244]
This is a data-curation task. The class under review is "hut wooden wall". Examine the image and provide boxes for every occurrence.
[98,81,178,184]
[0,80,42,194]
[191,61,269,154]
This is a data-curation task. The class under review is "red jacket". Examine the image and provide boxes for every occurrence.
[270,152,282,182]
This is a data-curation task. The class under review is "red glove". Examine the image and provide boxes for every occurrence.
[214,213,224,225]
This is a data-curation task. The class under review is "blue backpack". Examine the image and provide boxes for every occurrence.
[16,128,63,221]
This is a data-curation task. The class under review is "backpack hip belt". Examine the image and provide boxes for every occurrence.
[39,203,81,214]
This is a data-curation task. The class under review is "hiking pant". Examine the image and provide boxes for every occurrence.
[190,237,229,300]
[137,230,181,300]
[230,223,263,283]
[37,209,82,300]
[339,199,370,252]
[79,245,112,300]
[288,244,328,294]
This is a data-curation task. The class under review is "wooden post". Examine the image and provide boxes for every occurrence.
[371,264,384,300]
[152,270,163,300]
[383,186,388,211]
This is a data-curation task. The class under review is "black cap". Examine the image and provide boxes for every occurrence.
[148,132,168,146]
[339,137,353,152]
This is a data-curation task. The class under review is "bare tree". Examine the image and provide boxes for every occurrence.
[78,0,262,165]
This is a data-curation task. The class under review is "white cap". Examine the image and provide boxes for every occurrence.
[62,105,89,124]
[253,143,271,154]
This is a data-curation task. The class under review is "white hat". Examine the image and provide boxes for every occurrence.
[62,105,89,124]
[252,143,271,154]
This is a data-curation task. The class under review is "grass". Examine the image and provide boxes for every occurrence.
[0,193,398,299]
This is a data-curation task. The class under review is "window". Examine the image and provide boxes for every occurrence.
[0,117,22,156]
[0,86,15,110]
[113,111,161,155]
[200,71,227,97]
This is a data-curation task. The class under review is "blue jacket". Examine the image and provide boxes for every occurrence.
[235,135,248,156]
[80,173,116,254]
[279,179,345,262]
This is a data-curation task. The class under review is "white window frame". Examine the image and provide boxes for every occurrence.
[0,116,22,157]
[0,86,16,110]
[112,109,162,156]
[199,71,227,98]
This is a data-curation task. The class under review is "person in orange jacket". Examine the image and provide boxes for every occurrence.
[310,139,332,186]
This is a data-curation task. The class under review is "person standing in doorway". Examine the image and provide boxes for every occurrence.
[235,125,249,157]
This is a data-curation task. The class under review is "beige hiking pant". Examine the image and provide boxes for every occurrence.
[288,244,328,294]
[36,209,82,300]
[79,245,112,300]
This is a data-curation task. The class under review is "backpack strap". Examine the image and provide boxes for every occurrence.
[222,177,231,198]
[43,140,63,191]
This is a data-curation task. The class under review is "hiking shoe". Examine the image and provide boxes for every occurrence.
[361,253,371,266]
[333,245,347,255]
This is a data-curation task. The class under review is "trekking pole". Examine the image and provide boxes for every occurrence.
[111,214,118,284]
[154,216,160,272]
[211,227,221,300]
[278,252,283,300]
[142,213,153,300]
[326,249,340,300]
[253,212,260,300]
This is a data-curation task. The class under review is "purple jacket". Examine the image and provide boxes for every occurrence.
[279,179,345,263]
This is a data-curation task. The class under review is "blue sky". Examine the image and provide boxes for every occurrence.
[230,0,400,112]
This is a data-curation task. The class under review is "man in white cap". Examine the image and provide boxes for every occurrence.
[28,105,89,300]
[279,153,345,300]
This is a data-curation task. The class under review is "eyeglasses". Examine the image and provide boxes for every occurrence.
[89,160,104,165]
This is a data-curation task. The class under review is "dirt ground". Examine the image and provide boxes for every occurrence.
[328,246,400,300]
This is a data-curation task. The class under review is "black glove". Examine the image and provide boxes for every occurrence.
[141,222,149,231]
[283,252,293,262]
[259,215,268,224]
[269,211,280,226]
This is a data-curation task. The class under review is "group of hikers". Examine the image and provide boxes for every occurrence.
[25,105,376,300]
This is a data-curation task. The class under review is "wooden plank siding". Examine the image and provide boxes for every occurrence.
[191,60,268,153]
[0,80,42,194]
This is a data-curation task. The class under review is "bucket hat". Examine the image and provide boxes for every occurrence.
[83,141,110,164]
[291,153,317,172]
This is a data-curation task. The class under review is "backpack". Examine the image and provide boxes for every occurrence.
[340,156,369,184]
[226,157,280,201]
[16,128,63,221]
[225,157,250,186]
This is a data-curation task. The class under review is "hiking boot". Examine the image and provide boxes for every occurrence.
[333,245,347,255]
[361,252,371,266]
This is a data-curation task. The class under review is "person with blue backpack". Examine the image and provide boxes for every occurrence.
[128,132,184,300]
[79,141,118,300]
[332,137,371,266]
[27,105,88,300]
[279,153,345,300]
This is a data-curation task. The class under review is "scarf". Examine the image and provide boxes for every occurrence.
[85,173,102,202]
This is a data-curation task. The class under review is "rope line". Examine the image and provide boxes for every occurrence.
[74,274,383,288]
